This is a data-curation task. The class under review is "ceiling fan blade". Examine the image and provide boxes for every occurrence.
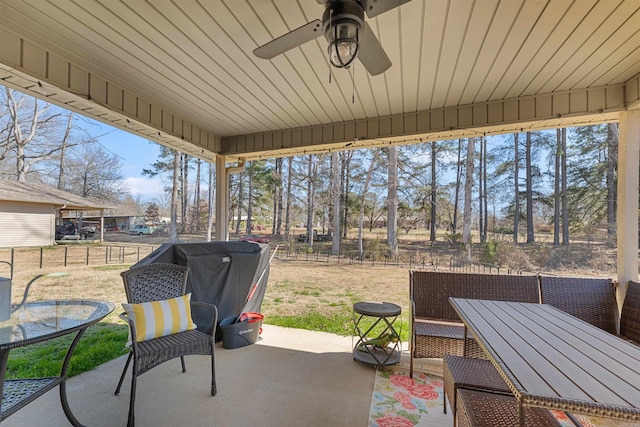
[361,0,414,18]
[254,20,323,59]
[358,22,391,76]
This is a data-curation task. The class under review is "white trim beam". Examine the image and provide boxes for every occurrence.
[617,110,640,311]
[221,86,624,159]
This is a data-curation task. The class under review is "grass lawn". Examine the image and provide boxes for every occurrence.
[7,259,412,378]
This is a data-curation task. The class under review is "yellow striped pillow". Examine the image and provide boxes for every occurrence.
[123,294,197,342]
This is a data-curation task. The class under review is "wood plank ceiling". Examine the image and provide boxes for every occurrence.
[1,0,639,160]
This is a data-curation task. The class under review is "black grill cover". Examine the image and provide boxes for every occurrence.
[134,241,270,338]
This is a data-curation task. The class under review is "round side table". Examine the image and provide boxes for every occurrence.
[352,301,401,366]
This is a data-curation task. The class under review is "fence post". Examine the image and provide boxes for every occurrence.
[409,255,412,268]
[86,247,90,265]
[64,246,68,267]
[10,248,14,277]
[137,246,140,262]
[40,247,43,269]
[105,246,109,265]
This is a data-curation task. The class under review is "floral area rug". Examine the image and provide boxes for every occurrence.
[368,366,450,427]
[368,366,633,427]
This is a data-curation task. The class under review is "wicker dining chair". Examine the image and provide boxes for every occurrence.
[115,263,218,427]
[620,280,640,344]
[539,275,618,334]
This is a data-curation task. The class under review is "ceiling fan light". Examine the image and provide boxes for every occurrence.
[327,23,359,68]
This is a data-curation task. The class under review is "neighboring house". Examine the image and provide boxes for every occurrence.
[0,180,112,248]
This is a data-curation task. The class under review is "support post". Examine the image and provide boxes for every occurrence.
[215,156,228,241]
[616,110,640,313]
[214,157,245,241]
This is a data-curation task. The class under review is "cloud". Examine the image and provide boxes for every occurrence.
[125,176,165,198]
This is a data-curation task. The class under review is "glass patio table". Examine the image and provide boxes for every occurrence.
[449,298,640,426]
[0,300,115,426]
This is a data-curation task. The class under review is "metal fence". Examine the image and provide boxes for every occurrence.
[0,245,158,275]
[275,246,523,275]
[0,243,522,277]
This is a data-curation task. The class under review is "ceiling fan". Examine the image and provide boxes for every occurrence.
[253,0,414,76]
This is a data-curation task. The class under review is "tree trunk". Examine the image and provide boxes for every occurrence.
[206,162,215,242]
[306,155,316,247]
[169,150,180,242]
[525,132,535,243]
[246,162,253,234]
[284,156,293,239]
[606,123,618,238]
[462,138,475,260]
[331,152,341,255]
[453,138,463,233]
[194,158,201,232]
[430,141,437,242]
[358,150,380,260]
[478,137,484,243]
[513,133,520,244]
[482,136,488,239]
[236,174,243,235]
[561,128,569,245]
[276,158,284,235]
[181,155,189,233]
[554,129,561,245]
[387,146,398,255]
[342,152,352,238]
[57,112,74,189]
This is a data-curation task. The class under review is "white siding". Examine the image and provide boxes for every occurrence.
[0,201,55,248]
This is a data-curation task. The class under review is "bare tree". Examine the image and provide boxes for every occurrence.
[206,162,215,241]
[246,161,254,234]
[305,155,317,247]
[430,141,437,242]
[513,133,520,244]
[554,129,561,245]
[284,156,293,239]
[606,123,618,238]
[331,152,341,255]
[169,150,180,242]
[462,138,475,260]
[525,132,535,243]
[3,88,67,182]
[561,128,568,245]
[452,138,463,233]
[57,112,74,189]
[357,150,381,260]
[387,146,398,255]
[63,142,125,201]
[194,158,201,232]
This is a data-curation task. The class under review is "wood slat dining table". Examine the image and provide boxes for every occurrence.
[449,298,640,426]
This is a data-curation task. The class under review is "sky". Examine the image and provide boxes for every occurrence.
[89,121,166,200]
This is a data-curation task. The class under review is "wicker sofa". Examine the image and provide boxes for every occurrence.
[409,271,540,377]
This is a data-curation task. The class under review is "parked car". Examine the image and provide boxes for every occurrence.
[297,230,330,242]
[129,225,153,235]
[240,234,270,244]
[105,225,120,231]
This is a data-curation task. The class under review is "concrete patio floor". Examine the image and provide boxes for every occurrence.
[3,325,392,427]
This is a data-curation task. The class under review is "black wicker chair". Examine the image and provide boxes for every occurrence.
[115,263,218,427]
